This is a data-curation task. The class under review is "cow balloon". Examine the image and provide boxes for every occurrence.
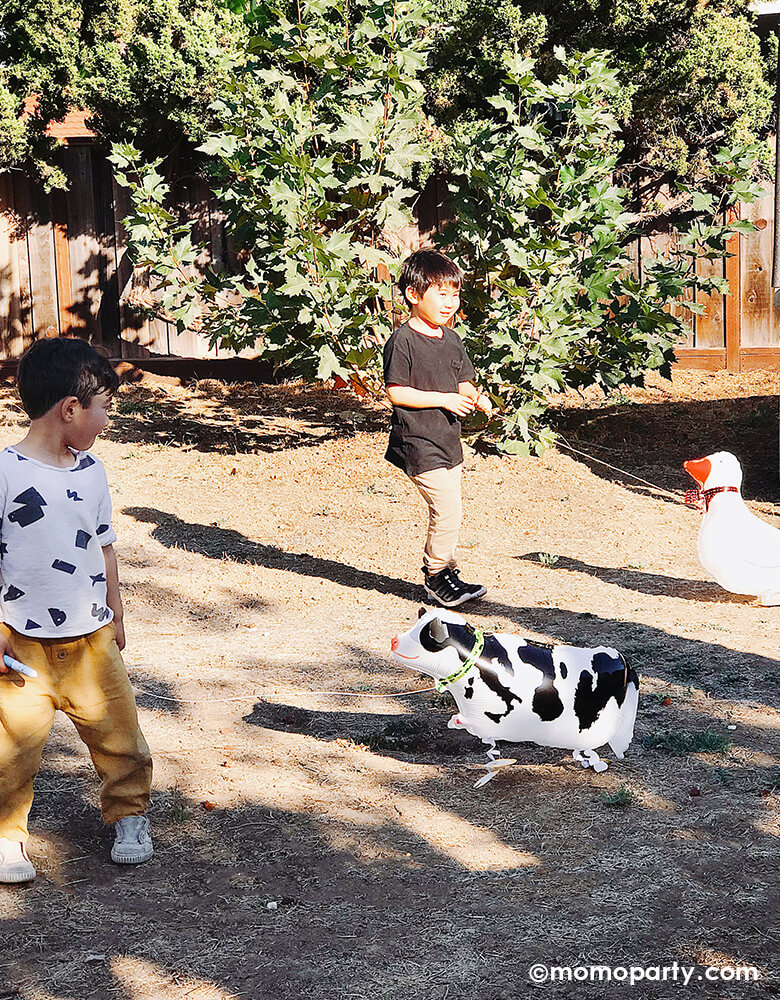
[391,609,639,781]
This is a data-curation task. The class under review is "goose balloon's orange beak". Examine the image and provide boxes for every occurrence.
[391,635,399,652]
[683,457,711,488]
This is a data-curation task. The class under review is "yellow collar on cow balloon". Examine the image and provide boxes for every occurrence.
[435,628,486,693]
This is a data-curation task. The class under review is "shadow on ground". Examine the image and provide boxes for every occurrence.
[107,381,389,454]
[1,700,775,1000]
[124,506,780,704]
[551,394,780,503]
[124,505,421,601]
[514,552,743,603]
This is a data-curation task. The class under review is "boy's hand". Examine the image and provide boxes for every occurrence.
[0,632,16,673]
[475,392,494,416]
[442,393,475,416]
[113,616,126,652]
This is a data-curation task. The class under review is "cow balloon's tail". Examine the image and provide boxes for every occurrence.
[608,663,640,759]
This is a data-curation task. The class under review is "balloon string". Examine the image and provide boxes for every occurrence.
[556,438,780,517]
[556,438,683,502]
[133,684,436,705]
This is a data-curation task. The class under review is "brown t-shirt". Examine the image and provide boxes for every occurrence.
[383,322,475,476]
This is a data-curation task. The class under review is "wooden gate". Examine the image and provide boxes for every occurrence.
[669,187,780,372]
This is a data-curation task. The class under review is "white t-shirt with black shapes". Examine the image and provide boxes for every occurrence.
[0,447,118,638]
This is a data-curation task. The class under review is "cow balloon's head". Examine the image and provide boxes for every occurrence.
[390,608,470,680]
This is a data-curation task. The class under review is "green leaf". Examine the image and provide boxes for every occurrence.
[316,345,347,381]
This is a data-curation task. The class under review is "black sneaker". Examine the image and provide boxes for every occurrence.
[449,567,487,601]
[423,566,487,607]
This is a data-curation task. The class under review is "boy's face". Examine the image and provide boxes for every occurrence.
[67,390,113,451]
[405,281,460,328]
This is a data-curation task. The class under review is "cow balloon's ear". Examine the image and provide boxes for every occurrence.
[418,607,427,619]
[429,617,448,644]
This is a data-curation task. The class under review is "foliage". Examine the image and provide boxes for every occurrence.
[2,0,773,193]
[112,0,434,392]
[602,785,635,808]
[0,75,28,172]
[108,151,203,330]
[76,0,249,162]
[115,43,762,453]
[426,0,774,182]
[645,729,732,755]
[437,50,763,453]
[0,0,248,188]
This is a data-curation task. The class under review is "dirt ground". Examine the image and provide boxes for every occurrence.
[0,367,778,1000]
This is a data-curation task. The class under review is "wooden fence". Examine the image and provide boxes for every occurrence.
[2,151,780,372]
[0,145,223,364]
[652,188,780,372]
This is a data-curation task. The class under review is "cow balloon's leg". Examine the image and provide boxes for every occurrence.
[475,743,500,788]
[573,749,609,772]
[474,742,516,788]
[573,750,588,768]
[585,750,608,772]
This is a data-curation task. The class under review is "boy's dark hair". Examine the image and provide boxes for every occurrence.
[17,337,120,419]
[399,249,463,305]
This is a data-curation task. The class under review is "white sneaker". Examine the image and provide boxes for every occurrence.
[0,837,36,883]
[111,815,153,865]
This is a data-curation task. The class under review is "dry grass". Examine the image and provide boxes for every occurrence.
[0,368,777,1000]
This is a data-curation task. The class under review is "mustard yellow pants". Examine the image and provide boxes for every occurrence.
[408,463,463,574]
[0,622,152,842]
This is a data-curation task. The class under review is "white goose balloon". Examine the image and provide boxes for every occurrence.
[684,451,780,605]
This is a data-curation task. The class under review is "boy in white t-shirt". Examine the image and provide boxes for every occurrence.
[0,338,153,882]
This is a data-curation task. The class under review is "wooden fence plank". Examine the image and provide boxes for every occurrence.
[725,205,741,372]
[0,173,26,356]
[0,174,15,352]
[675,348,727,370]
[26,183,59,336]
[63,145,101,342]
[93,151,120,351]
[111,176,150,358]
[642,229,696,347]
[11,174,34,350]
[147,315,172,354]
[694,248,725,349]
[740,188,773,347]
[51,187,73,335]
[168,178,216,358]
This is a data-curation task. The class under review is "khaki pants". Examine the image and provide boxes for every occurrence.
[408,464,463,574]
[0,622,152,842]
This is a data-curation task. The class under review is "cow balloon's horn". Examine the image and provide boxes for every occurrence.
[429,617,448,645]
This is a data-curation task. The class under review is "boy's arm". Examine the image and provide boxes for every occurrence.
[459,381,494,415]
[386,384,475,416]
[102,544,125,651]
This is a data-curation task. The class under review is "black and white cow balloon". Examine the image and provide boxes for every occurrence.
[391,609,639,774]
